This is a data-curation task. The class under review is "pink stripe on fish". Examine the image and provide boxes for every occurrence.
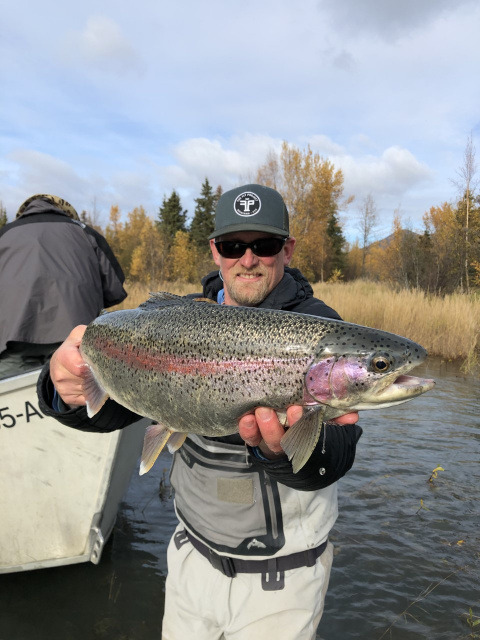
[92,338,292,376]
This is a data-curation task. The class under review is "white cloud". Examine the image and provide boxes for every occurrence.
[164,135,285,192]
[305,135,345,157]
[291,136,432,200]
[339,146,433,198]
[109,170,155,214]
[61,16,144,76]
[5,150,89,212]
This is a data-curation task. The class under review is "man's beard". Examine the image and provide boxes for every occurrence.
[225,269,271,306]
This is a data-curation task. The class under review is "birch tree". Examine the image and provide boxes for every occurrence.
[452,133,478,292]
[357,193,378,276]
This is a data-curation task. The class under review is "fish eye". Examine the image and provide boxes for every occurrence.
[371,355,391,373]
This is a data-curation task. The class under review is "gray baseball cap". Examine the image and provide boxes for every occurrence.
[208,184,289,240]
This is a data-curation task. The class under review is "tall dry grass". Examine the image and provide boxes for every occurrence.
[313,281,479,371]
[111,281,200,311]
[112,279,479,372]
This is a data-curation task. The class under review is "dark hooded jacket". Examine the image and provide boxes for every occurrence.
[0,198,126,354]
[37,267,362,491]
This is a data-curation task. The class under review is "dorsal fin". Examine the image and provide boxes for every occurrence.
[138,292,186,310]
[192,297,217,304]
[138,292,217,311]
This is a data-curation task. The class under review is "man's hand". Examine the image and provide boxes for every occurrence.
[238,407,359,460]
[50,325,89,408]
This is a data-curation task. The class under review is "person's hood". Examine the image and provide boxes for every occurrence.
[16,195,79,220]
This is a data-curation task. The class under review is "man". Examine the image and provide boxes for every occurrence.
[37,184,361,640]
[0,194,126,379]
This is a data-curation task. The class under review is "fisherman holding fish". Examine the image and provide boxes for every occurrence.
[38,184,434,640]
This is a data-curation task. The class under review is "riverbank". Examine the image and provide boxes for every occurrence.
[112,280,479,373]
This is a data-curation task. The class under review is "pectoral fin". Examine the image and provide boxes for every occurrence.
[140,423,184,475]
[280,407,326,474]
[83,366,109,418]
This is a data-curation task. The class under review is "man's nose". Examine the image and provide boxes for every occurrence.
[239,248,258,268]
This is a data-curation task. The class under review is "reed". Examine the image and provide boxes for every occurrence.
[111,279,479,372]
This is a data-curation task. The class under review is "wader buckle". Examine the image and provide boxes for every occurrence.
[208,548,237,578]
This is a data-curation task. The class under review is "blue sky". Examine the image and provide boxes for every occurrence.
[1,0,479,242]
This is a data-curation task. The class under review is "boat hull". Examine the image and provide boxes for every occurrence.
[0,369,147,573]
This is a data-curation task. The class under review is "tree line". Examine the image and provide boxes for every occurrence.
[103,179,222,285]
[254,140,480,294]
[1,139,479,294]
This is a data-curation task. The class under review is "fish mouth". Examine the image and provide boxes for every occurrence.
[393,374,435,390]
[378,373,435,399]
[353,374,435,410]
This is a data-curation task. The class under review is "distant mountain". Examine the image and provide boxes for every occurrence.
[367,229,421,251]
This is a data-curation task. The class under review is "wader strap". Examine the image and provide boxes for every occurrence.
[183,529,328,584]
[174,529,190,550]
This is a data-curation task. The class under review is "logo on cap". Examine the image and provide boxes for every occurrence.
[234,192,261,217]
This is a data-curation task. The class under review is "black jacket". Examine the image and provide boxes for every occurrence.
[37,267,362,491]
[0,199,126,353]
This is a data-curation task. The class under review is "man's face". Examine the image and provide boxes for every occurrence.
[210,231,296,307]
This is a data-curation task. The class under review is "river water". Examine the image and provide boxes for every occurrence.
[0,358,478,640]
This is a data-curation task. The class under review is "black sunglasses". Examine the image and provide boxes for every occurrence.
[214,237,287,259]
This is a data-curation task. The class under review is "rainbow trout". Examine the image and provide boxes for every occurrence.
[80,293,435,475]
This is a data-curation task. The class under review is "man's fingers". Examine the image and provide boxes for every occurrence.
[286,405,303,426]
[332,412,359,425]
[254,407,285,454]
[68,324,88,345]
[238,413,262,447]
[50,325,89,407]
[62,325,89,375]
[238,408,286,454]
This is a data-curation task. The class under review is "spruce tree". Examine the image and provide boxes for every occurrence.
[326,209,346,276]
[0,202,7,228]
[157,190,187,246]
[190,178,217,250]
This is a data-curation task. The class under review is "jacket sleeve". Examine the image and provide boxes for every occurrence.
[247,422,363,491]
[36,361,142,432]
[84,226,127,308]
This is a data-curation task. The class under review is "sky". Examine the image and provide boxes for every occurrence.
[1,0,479,243]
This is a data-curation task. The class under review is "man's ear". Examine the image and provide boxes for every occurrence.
[210,238,221,267]
[283,237,296,265]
